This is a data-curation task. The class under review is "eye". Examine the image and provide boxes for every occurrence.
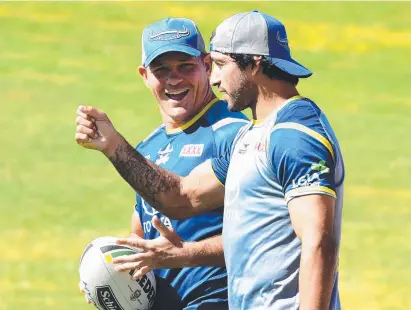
[213,61,224,68]
[152,66,167,73]
[180,63,195,70]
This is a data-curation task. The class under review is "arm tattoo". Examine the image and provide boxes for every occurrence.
[108,138,182,211]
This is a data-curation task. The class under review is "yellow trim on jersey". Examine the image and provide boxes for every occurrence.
[277,95,304,113]
[252,95,304,126]
[285,186,337,203]
[166,98,220,134]
[272,122,335,161]
[252,119,264,125]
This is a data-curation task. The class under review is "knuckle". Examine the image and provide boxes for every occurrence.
[132,254,140,261]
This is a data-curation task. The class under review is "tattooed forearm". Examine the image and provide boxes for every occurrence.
[107,137,183,212]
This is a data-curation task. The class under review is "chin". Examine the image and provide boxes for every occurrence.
[227,101,245,113]
[169,108,191,123]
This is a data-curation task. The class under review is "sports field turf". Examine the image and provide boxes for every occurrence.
[0,2,410,309]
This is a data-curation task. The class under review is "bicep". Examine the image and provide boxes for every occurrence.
[288,194,336,241]
[182,160,225,213]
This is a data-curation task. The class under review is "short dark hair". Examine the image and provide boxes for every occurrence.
[228,54,299,85]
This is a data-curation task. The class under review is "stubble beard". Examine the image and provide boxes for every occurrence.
[227,73,257,112]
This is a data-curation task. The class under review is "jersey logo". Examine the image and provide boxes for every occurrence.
[179,144,204,157]
[155,143,173,165]
[311,160,330,174]
[238,142,249,154]
[141,198,159,216]
[292,160,330,188]
[255,142,265,152]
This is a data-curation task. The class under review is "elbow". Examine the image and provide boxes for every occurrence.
[303,233,338,264]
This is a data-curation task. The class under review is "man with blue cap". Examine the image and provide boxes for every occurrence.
[76,17,248,309]
[76,11,344,310]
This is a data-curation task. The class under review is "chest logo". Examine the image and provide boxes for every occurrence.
[155,143,173,165]
[238,142,249,154]
[141,198,159,216]
[180,144,204,157]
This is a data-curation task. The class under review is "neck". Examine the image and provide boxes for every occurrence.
[164,88,216,131]
[251,79,299,120]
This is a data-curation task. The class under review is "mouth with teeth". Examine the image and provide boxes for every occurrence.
[165,89,189,101]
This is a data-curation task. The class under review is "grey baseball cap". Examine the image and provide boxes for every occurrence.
[210,10,312,78]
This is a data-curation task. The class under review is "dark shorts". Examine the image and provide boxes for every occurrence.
[151,276,228,310]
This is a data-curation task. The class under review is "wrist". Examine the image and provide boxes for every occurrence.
[102,132,124,158]
[180,241,202,267]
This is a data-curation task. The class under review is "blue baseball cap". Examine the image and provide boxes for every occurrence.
[210,10,312,78]
[141,17,206,67]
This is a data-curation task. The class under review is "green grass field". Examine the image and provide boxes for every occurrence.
[0,2,410,309]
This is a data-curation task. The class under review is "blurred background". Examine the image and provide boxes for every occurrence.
[0,2,410,309]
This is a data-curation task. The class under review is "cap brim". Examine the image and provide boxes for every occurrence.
[143,44,202,67]
[267,57,313,78]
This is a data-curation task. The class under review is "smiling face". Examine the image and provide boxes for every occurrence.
[139,52,212,125]
[210,51,257,112]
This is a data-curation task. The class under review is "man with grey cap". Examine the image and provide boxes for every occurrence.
[76,17,248,309]
[208,11,344,310]
[76,11,344,310]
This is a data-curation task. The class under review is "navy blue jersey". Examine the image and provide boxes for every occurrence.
[134,98,248,306]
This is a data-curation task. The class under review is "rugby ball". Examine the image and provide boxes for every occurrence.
[79,236,156,310]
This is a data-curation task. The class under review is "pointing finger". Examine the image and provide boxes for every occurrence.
[152,216,182,246]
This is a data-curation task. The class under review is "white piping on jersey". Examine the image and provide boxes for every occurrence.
[271,122,335,161]
[211,117,249,131]
[142,124,165,143]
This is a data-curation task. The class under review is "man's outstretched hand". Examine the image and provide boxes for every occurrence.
[113,216,185,280]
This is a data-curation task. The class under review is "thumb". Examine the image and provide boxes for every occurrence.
[77,106,107,121]
[152,216,183,246]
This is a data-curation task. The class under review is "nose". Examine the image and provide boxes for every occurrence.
[167,69,183,86]
[210,67,220,87]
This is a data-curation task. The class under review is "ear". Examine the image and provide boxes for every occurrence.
[138,65,150,88]
[202,54,212,77]
[251,56,263,76]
